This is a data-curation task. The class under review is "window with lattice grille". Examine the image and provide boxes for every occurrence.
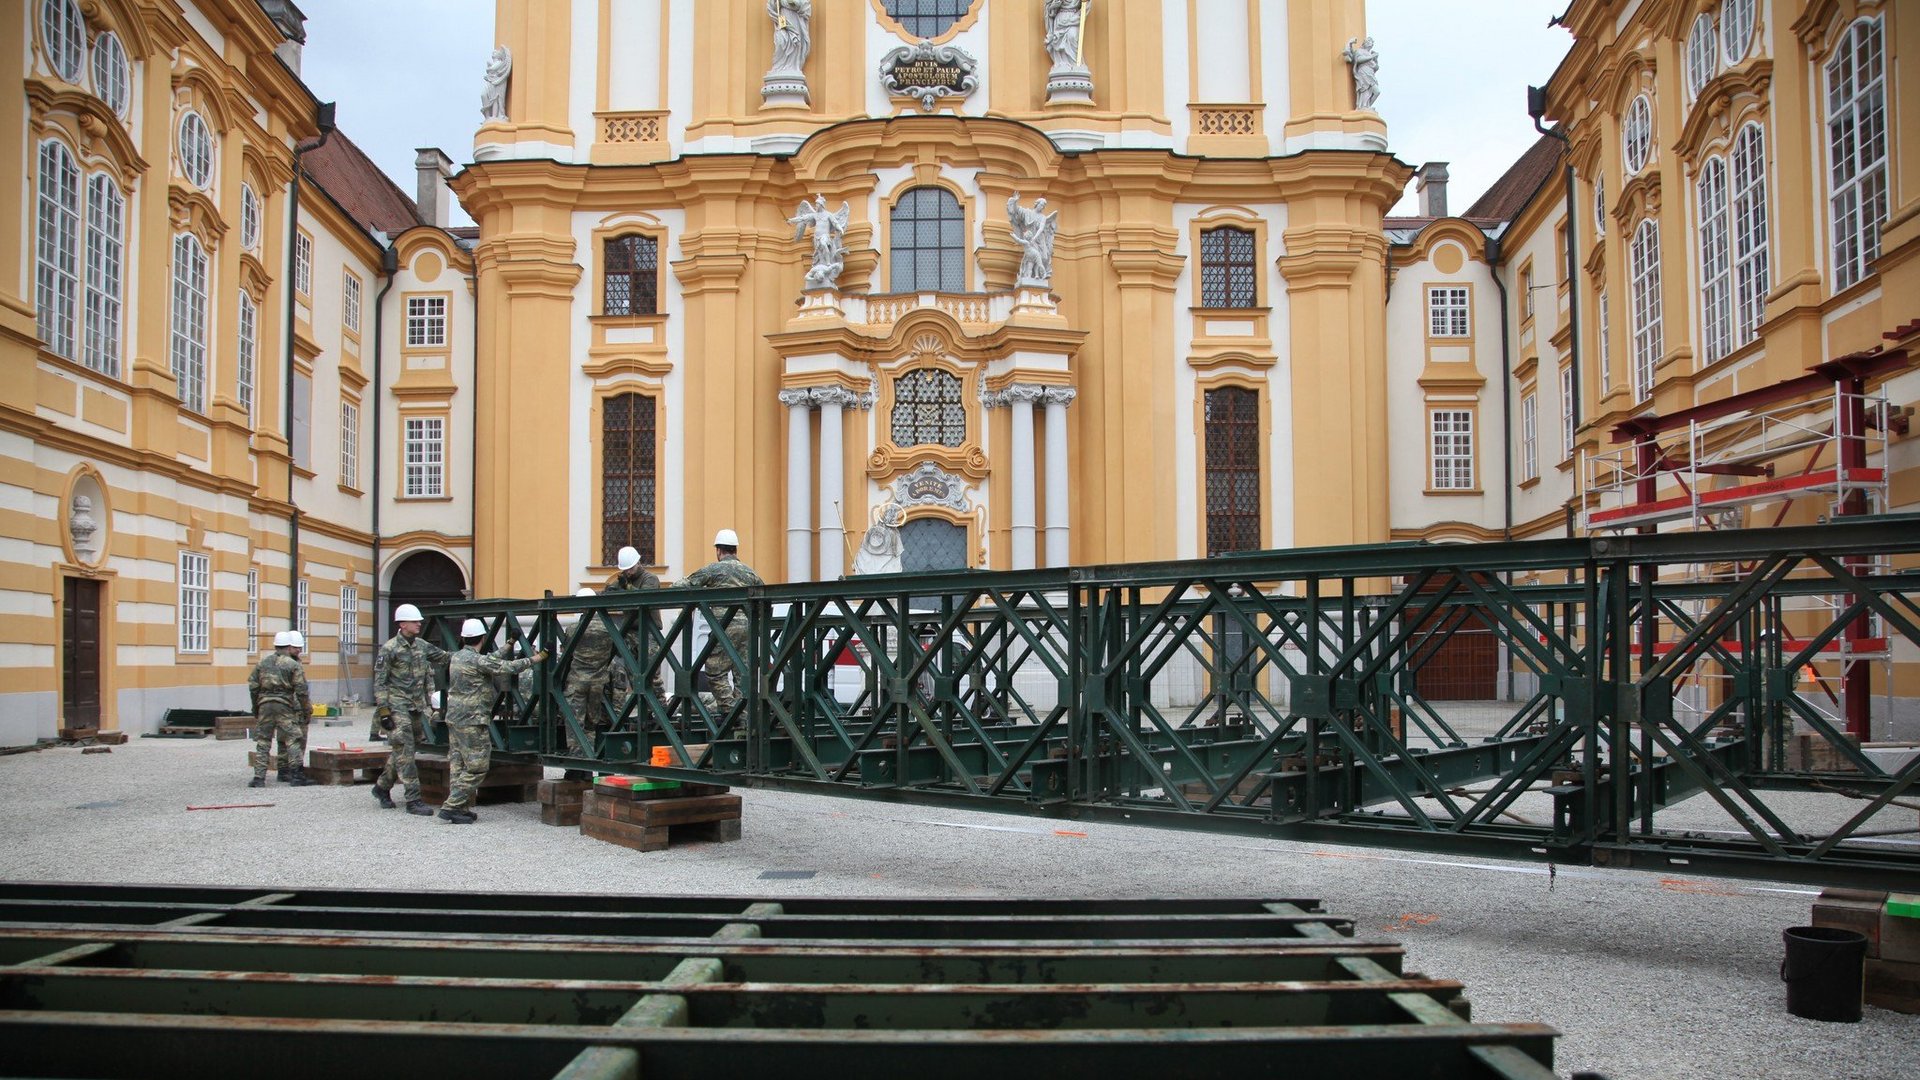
[890,369,966,447]
[1204,387,1261,556]
[1826,16,1886,292]
[889,187,966,293]
[602,392,658,566]
[883,0,972,38]
[603,234,659,315]
[1199,226,1257,308]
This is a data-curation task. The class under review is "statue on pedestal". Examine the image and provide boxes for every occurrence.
[1044,0,1086,70]
[788,195,851,291]
[763,0,812,106]
[1343,37,1380,110]
[480,45,512,121]
[852,500,905,576]
[1007,197,1059,289]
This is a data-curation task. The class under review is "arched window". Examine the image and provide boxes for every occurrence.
[603,234,659,315]
[1696,157,1731,364]
[889,187,965,293]
[1204,386,1261,555]
[1721,0,1755,64]
[1629,220,1663,402]
[83,174,123,377]
[178,111,214,189]
[237,291,258,426]
[602,392,658,566]
[1730,122,1769,344]
[1594,175,1606,232]
[35,140,81,360]
[40,0,83,81]
[1685,14,1718,98]
[891,369,965,447]
[883,0,972,39]
[240,184,261,252]
[1199,226,1258,308]
[1825,17,1886,292]
[91,31,129,116]
[1622,95,1652,175]
[170,234,209,414]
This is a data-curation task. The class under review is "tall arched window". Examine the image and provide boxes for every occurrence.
[1629,220,1663,402]
[1826,17,1886,292]
[883,0,972,39]
[891,369,965,447]
[170,234,209,414]
[889,187,965,293]
[1696,157,1731,364]
[1730,122,1769,344]
[237,291,258,426]
[35,140,81,360]
[1203,386,1261,556]
[602,392,657,566]
[83,174,123,377]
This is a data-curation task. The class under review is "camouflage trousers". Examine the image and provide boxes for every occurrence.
[252,707,305,777]
[563,677,606,757]
[442,724,493,811]
[704,617,752,714]
[374,711,423,802]
[607,649,667,718]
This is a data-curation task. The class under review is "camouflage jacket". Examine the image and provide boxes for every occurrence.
[373,633,448,714]
[565,616,615,685]
[602,567,665,637]
[248,653,310,716]
[445,646,537,729]
[680,555,764,590]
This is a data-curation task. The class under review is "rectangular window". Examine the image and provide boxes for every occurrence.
[1697,158,1732,363]
[404,416,445,497]
[1560,365,1575,458]
[1629,222,1663,402]
[1520,266,1535,323]
[1730,123,1769,345]
[246,568,258,654]
[342,270,361,333]
[1521,394,1538,481]
[237,291,257,427]
[340,585,358,650]
[406,296,446,347]
[1203,386,1262,556]
[290,370,311,470]
[294,231,312,296]
[1427,286,1470,337]
[339,401,359,489]
[1198,226,1258,309]
[1430,410,1474,490]
[178,551,210,654]
[602,393,659,564]
[1598,290,1612,391]
[83,174,124,377]
[170,234,209,414]
[603,234,659,315]
[1826,17,1887,292]
[296,578,310,637]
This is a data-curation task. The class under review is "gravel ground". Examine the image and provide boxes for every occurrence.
[1,724,1916,1080]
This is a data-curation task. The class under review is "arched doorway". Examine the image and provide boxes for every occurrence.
[385,550,467,636]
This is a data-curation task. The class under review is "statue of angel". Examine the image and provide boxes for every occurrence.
[480,45,512,121]
[1343,37,1380,110]
[1007,196,1059,288]
[767,0,812,75]
[789,195,851,291]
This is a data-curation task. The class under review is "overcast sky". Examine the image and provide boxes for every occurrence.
[294,0,1573,227]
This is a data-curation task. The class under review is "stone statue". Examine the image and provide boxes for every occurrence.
[480,45,512,121]
[68,495,98,559]
[1007,196,1059,288]
[1343,36,1380,110]
[788,195,851,291]
[767,0,811,74]
[1044,0,1086,71]
[852,500,905,576]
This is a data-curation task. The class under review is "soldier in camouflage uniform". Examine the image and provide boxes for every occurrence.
[248,631,316,787]
[439,618,545,824]
[370,604,447,816]
[680,529,764,715]
[561,589,615,773]
[603,545,668,716]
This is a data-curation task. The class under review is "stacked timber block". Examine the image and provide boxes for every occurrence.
[1812,888,1920,1014]
[580,778,741,852]
[212,716,253,741]
[414,754,542,806]
[538,779,590,827]
[1785,733,1861,772]
[306,746,390,785]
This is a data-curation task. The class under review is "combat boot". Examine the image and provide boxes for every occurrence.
[404,800,434,817]
[372,785,396,809]
[285,768,319,787]
[438,807,477,824]
[276,767,291,782]
[248,776,265,788]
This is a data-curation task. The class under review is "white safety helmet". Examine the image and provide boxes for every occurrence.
[429,690,442,710]
[285,631,306,650]
[394,603,424,623]
[459,618,487,640]
[562,587,596,627]
[272,630,292,648]
[616,546,641,571]
[576,588,597,598]
[713,528,739,548]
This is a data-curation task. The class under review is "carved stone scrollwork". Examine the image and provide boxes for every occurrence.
[1003,383,1046,406]
[1041,386,1078,408]
[893,462,972,512]
[778,388,814,408]
[811,386,860,409]
[879,41,980,112]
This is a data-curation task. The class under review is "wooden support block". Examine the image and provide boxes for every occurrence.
[679,818,742,843]
[581,814,669,851]
[538,780,590,807]
[1814,891,1888,958]
[1865,957,1920,1014]
[591,779,731,801]
[1881,908,1920,964]
[213,717,253,741]
[541,803,583,827]
[582,792,741,828]
[92,731,127,745]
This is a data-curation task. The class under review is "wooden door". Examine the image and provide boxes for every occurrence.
[62,578,102,731]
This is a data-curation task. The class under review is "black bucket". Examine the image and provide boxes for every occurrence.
[1780,925,1868,1022]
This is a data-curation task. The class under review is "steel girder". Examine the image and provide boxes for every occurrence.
[420,516,1920,890]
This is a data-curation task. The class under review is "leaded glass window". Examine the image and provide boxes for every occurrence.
[889,187,965,293]
[35,140,80,361]
[883,0,972,39]
[1697,156,1732,364]
[1730,123,1769,344]
[1204,386,1261,556]
[891,369,965,447]
[602,392,657,566]
[604,234,659,315]
[1826,17,1886,292]
[1199,226,1257,308]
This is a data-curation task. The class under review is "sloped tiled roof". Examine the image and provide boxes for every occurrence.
[1460,132,1567,223]
[302,131,420,237]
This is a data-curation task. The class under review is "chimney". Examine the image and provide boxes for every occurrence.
[414,148,456,229]
[1415,162,1451,218]
[259,0,308,75]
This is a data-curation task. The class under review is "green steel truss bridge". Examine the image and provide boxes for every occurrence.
[423,516,1920,891]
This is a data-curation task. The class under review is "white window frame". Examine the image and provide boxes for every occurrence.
[290,370,311,469]
[240,184,261,252]
[41,0,84,81]
[1430,410,1475,490]
[170,233,209,414]
[83,173,124,378]
[237,291,258,427]
[340,585,359,650]
[1696,156,1733,364]
[342,271,362,333]
[177,111,214,190]
[1560,365,1575,458]
[1685,13,1718,99]
[178,551,210,654]
[293,231,313,296]
[404,416,445,498]
[1427,286,1470,338]
[1721,0,1755,64]
[1623,94,1652,175]
[246,568,259,654]
[296,578,310,638]
[1630,220,1663,402]
[1597,290,1612,392]
[1521,267,1535,323]
[1594,175,1607,232]
[91,30,129,116]
[406,296,447,347]
[1730,122,1770,346]
[340,400,360,490]
[35,140,81,361]
[1521,394,1538,481]
[1825,17,1887,293]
